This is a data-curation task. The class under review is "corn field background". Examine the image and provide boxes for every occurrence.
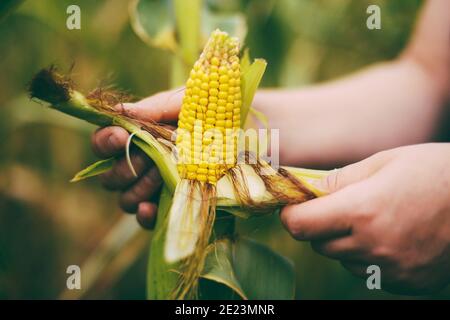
[1,0,449,299]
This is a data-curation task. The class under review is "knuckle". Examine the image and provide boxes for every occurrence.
[140,174,156,191]
[352,195,377,223]
[91,131,99,148]
[119,193,137,213]
[323,171,339,192]
[91,130,105,155]
[370,245,394,262]
[133,152,150,170]
[130,182,148,200]
[146,169,162,185]
[114,161,135,181]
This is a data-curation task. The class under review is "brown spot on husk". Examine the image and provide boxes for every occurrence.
[228,152,316,212]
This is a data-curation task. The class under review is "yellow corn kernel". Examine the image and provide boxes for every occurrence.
[217,106,226,114]
[210,72,219,81]
[209,81,219,89]
[176,29,241,184]
[218,91,228,99]
[219,75,229,83]
[209,96,218,103]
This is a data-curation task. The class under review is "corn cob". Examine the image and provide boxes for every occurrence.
[164,30,245,298]
[176,30,241,184]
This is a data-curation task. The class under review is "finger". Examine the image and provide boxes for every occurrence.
[340,260,368,278]
[121,89,183,124]
[280,158,389,241]
[314,150,394,194]
[311,236,362,260]
[136,202,158,229]
[92,126,129,158]
[99,149,153,190]
[119,168,162,213]
[280,184,361,241]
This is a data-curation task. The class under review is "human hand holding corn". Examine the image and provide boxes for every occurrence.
[91,89,183,228]
[281,143,450,294]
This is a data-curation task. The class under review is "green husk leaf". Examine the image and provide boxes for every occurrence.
[201,238,247,299]
[221,206,252,219]
[240,48,251,73]
[240,59,267,127]
[201,237,297,300]
[171,0,202,87]
[285,166,330,197]
[147,185,180,299]
[125,132,138,178]
[202,9,247,43]
[70,158,115,182]
[129,0,177,51]
[126,131,179,193]
[233,237,295,299]
[173,0,202,66]
[249,107,269,130]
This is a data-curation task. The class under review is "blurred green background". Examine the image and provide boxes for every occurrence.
[1,0,449,299]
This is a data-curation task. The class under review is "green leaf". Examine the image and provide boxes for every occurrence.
[201,239,247,299]
[173,0,202,67]
[240,48,251,73]
[127,130,179,193]
[70,158,115,182]
[198,278,241,300]
[202,9,247,42]
[129,0,177,51]
[147,186,179,299]
[200,237,295,300]
[233,237,296,299]
[0,0,25,22]
[240,59,267,127]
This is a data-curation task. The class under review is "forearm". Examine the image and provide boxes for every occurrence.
[254,0,449,168]
[254,57,447,167]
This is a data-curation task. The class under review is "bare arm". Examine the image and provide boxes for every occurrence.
[255,0,450,167]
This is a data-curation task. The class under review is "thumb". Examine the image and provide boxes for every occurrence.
[120,88,183,124]
[314,150,393,193]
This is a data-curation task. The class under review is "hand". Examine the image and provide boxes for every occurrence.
[91,89,182,229]
[280,143,450,294]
